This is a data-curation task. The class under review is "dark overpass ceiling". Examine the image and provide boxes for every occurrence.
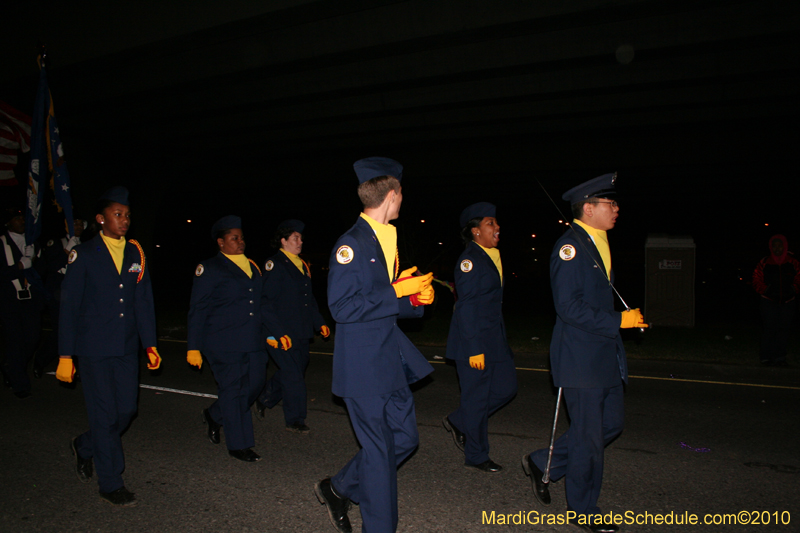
[2,0,798,181]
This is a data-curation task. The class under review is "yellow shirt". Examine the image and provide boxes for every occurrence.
[222,252,252,278]
[100,232,126,274]
[477,243,503,284]
[281,249,305,275]
[360,212,397,281]
[574,219,611,277]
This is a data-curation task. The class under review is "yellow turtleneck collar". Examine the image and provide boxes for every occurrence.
[476,242,503,284]
[100,232,126,274]
[222,252,252,278]
[281,248,306,275]
[573,219,611,277]
[360,212,397,281]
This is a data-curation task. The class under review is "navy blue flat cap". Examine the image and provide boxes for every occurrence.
[278,219,304,234]
[99,186,129,205]
[353,157,403,184]
[562,173,617,204]
[459,202,496,228]
[211,215,242,239]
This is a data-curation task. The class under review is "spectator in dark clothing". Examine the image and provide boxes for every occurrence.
[752,234,800,366]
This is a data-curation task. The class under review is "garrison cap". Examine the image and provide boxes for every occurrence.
[211,215,242,240]
[99,186,129,205]
[459,202,496,228]
[562,172,618,205]
[277,219,304,234]
[353,157,403,184]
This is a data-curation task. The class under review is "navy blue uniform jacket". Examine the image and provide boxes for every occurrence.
[262,250,325,341]
[446,242,513,362]
[187,253,266,354]
[328,216,433,398]
[549,224,627,388]
[59,234,156,357]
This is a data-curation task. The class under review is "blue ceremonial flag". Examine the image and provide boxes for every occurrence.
[48,99,75,237]
[25,57,48,246]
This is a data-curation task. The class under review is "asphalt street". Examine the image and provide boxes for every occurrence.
[1,338,798,533]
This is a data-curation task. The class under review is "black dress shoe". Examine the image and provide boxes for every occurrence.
[254,398,268,419]
[286,422,310,433]
[314,478,352,533]
[442,415,466,452]
[569,517,619,532]
[202,409,221,444]
[521,454,551,505]
[99,487,137,507]
[228,448,261,462]
[71,438,93,483]
[465,459,503,472]
[14,390,32,399]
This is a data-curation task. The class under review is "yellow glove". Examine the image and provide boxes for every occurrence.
[392,270,433,298]
[469,354,485,370]
[398,266,418,278]
[410,283,435,306]
[280,335,292,350]
[187,350,203,369]
[56,356,76,383]
[620,308,649,329]
[266,336,279,349]
[146,347,161,370]
[320,325,331,338]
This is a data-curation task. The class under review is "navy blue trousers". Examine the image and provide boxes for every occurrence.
[206,350,268,451]
[333,387,418,533]
[530,385,624,516]
[259,340,310,425]
[449,358,518,465]
[75,352,139,493]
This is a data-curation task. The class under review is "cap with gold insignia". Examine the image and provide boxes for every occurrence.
[353,157,403,184]
[561,173,617,205]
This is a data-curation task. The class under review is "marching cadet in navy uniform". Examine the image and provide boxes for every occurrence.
[57,187,160,507]
[314,157,435,533]
[443,202,517,472]
[1,209,43,398]
[255,219,330,433]
[521,174,647,533]
[187,215,270,462]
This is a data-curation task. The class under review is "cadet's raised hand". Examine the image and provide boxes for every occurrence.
[187,350,203,369]
[620,308,648,329]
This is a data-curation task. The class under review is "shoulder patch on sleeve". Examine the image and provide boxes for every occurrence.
[559,244,576,261]
[265,259,274,271]
[336,245,354,265]
[68,249,78,264]
[460,259,473,272]
[195,264,204,276]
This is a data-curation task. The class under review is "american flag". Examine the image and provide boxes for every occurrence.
[0,101,32,187]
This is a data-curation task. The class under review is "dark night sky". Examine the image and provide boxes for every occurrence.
[2,1,798,323]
